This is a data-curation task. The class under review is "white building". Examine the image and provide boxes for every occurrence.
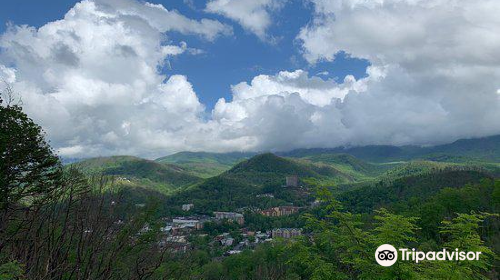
[172,218,203,230]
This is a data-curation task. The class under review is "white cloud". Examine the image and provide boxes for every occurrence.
[0,0,229,157]
[98,0,232,40]
[229,70,364,107]
[291,0,500,145]
[2,0,500,158]
[211,70,366,150]
[205,0,285,40]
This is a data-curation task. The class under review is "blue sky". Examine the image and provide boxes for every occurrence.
[1,0,499,157]
[0,0,369,110]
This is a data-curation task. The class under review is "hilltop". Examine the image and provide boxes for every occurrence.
[155,151,254,178]
[163,153,368,214]
[70,156,202,194]
[223,153,355,186]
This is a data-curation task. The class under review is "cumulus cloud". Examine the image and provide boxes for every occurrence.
[97,0,232,40]
[207,0,500,150]
[211,70,366,150]
[292,0,500,145]
[2,0,500,158]
[229,70,364,107]
[205,0,285,40]
[0,0,230,157]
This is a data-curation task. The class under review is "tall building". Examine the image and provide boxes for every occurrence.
[285,175,298,187]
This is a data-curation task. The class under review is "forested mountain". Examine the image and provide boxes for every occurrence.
[281,134,500,162]
[156,151,255,178]
[427,135,500,161]
[71,156,202,194]
[339,169,493,213]
[163,153,344,214]
[224,153,354,185]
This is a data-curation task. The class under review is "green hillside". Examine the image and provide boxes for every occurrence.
[299,153,396,180]
[378,160,452,181]
[162,153,366,214]
[282,134,500,163]
[224,153,355,186]
[427,135,500,161]
[155,151,254,178]
[70,156,202,194]
[281,145,410,162]
[338,169,493,213]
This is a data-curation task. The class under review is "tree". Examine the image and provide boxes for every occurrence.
[0,85,62,212]
[428,213,497,280]
[370,209,420,280]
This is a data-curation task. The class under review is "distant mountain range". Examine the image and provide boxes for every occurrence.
[154,134,500,166]
[281,134,500,162]
[151,134,500,178]
[66,134,500,211]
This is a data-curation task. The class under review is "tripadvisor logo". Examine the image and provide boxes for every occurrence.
[375,244,398,267]
[375,244,482,267]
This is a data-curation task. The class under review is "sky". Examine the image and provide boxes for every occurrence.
[1,0,500,158]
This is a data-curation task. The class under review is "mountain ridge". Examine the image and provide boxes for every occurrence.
[156,134,500,164]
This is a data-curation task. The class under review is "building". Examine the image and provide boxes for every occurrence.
[225,250,242,255]
[272,228,302,239]
[220,237,234,246]
[260,206,301,217]
[214,211,244,225]
[172,218,204,230]
[159,236,190,253]
[285,175,298,187]
[182,203,194,211]
[256,193,274,198]
[166,235,187,243]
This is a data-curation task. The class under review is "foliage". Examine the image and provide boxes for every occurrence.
[155,151,254,178]
[70,156,202,194]
[0,261,25,280]
[0,90,63,212]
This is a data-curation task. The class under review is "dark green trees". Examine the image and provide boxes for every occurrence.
[0,88,62,212]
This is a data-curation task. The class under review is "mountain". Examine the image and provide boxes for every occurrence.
[338,169,493,213]
[223,153,355,186]
[155,151,255,178]
[298,153,395,178]
[426,134,500,161]
[70,156,202,194]
[282,134,500,163]
[162,153,360,214]
[281,145,409,162]
[377,160,452,181]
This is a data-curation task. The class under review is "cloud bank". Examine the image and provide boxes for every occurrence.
[1,0,500,158]
[295,0,500,145]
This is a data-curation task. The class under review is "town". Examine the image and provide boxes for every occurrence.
[144,176,309,256]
